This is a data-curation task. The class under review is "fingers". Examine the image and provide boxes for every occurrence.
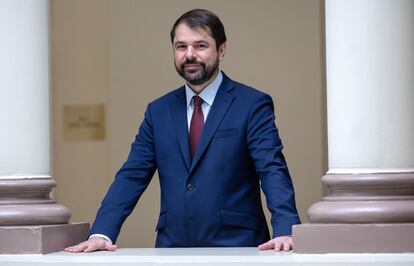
[274,237,292,252]
[258,239,275,250]
[105,244,117,251]
[283,242,292,251]
[258,236,293,252]
[83,241,103,253]
[274,241,291,252]
[64,242,89,253]
[274,241,282,251]
[64,237,116,253]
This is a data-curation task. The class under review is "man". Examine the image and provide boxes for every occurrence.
[65,8,300,253]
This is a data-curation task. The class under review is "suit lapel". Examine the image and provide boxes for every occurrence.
[189,75,235,175]
[170,87,192,171]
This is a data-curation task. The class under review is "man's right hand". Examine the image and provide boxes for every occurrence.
[64,237,117,253]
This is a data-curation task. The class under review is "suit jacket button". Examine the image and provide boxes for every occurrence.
[187,184,193,191]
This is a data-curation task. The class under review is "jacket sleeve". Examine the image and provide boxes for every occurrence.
[246,94,301,237]
[89,103,157,243]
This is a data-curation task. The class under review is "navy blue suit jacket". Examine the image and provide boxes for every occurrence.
[90,73,300,247]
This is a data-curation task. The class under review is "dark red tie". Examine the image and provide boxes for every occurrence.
[189,96,204,158]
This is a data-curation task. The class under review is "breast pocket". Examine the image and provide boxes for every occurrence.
[214,128,239,139]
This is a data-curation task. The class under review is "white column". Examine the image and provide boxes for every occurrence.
[0,0,70,225]
[293,0,414,253]
[326,0,414,174]
[308,0,414,223]
[0,0,51,178]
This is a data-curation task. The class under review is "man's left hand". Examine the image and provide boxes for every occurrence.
[258,236,293,252]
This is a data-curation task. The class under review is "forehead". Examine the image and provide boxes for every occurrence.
[173,23,214,44]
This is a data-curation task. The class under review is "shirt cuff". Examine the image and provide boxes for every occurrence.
[89,234,113,245]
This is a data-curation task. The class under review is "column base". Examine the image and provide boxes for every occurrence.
[0,222,89,254]
[293,223,414,253]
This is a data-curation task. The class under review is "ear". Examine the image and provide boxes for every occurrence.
[218,42,226,61]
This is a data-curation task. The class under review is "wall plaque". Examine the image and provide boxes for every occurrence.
[63,104,105,140]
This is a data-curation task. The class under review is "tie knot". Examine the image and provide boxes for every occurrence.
[193,96,203,107]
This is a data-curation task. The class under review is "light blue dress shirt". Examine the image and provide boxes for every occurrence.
[185,71,223,130]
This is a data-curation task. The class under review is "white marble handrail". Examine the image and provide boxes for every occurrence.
[1,248,414,266]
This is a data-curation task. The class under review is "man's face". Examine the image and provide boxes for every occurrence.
[173,23,225,87]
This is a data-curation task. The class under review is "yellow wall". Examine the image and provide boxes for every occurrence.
[51,0,326,247]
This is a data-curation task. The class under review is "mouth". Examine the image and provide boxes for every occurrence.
[184,63,201,68]
[183,63,202,73]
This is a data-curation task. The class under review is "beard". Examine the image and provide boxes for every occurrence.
[175,58,219,86]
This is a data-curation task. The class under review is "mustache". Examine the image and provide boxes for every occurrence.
[181,60,205,67]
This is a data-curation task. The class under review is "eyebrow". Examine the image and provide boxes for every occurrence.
[194,40,209,45]
[174,40,209,45]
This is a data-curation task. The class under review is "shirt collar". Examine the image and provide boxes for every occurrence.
[185,70,223,107]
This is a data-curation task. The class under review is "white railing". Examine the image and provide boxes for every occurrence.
[1,248,414,266]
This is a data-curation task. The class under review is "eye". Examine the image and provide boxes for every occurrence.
[195,44,207,49]
[175,44,187,50]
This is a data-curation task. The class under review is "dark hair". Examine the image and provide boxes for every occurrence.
[170,9,227,49]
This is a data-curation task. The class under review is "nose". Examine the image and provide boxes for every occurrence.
[185,46,197,60]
